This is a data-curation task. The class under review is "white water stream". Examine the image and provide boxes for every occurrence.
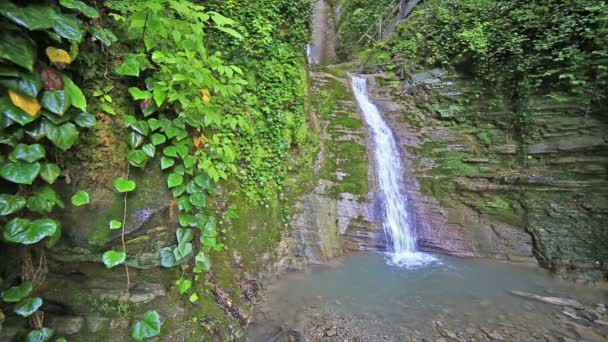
[351,76,435,267]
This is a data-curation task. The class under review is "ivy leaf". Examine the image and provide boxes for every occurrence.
[27,186,64,214]
[9,90,41,116]
[178,214,196,228]
[109,220,122,230]
[0,71,43,97]
[171,184,186,197]
[131,120,150,136]
[189,193,206,207]
[52,12,83,43]
[71,190,89,206]
[114,177,136,192]
[115,54,143,77]
[46,47,72,64]
[100,103,115,115]
[183,155,196,168]
[194,252,211,273]
[167,173,183,188]
[0,162,40,184]
[128,149,148,168]
[41,91,70,115]
[189,293,199,302]
[147,118,161,131]
[1,280,32,302]
[160,247,179,268]
[0,194,26,216]
[176,228,194,245]
[151,133,166,146]
[173,242,192,262]
[0,96,39,125]
[73,112,96,127]
[9,143,45,163]
[63,76,86,111]
[128,132,143,149]
[153,84,166,107]
[45,120,79,151]
[14,297,42,317]
[3,218,58,245]
[0,3,56,30]
[131,310,161,341]
[0,30,36,71]
[102,250,126,268]
[25,328,54,342]
[128,87,153,100]
[142,144,155,158]
[43,110,73,125]
[175,278,191,295]
[163,145,178,157]
[40,163,61,184]
[59,0,99,18]
[90,26,117,46]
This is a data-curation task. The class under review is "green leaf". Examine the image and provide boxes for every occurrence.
[189,293,199,302]
[131,121,150,136]
[115,54,142,77]
[160,157,174,171]
[128,87,153,100]
[63,76,86,111]
[178,214,196,228]
[194,252,211,272]
[71,190,89,206]
[3,218,58,245]
[175,144,189,158]
[55,338,67,342]
[114,177,136,192]
[40,163,61,184]
[41,91,70,115]
[0,71,43,97]
[131,310,161,341]
[0,30,36,71]
[175,278,191,295]
[102,250,126,268]
[14,297,42,317]
[176,228,194,244]
[147,118,160,131]
[0,194,26,216]
[90,26,117,46]
[59,0,99,18]
[163,146,178,157]
[142,144,155,158]
[25,328,54,342]
[1,281,32,302]
[189,193,206,207]
[9,143,45,163]
[128,149,148,168]
[45,120,79,151]
[173,242,192,261]
[43,110,73,125]
[0,3,56,30]
[153,84,166,107]
[160,247,179,268]
[167,173,183,188]
[151,133,166,146]
[128,132,143,149]
[109,220,122,230]
[52,12,83,43]
[216,26,243,39]
[27,186,63,214]
[183,155,196,168]
[100,103,115,115]
[0,162,40,184]
[74,112,96,127]
[0,96,39,125]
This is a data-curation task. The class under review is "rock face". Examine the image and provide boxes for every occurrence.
[365,70,608,280]
[284,71,383,266]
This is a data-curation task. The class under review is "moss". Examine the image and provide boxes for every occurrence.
[329,117,364,130]
[419,177,455,206]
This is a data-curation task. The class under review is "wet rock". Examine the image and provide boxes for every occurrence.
[86,315,109,333]
[325,326,337,337]
[48,315,84,335]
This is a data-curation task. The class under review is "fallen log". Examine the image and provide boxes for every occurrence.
[509,290,584,309]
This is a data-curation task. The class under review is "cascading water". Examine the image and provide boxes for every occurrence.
[351,76,436,267]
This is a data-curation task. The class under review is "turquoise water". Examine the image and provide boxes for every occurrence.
[251,253,607,340]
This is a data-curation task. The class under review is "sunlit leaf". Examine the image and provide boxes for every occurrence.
[46,47,72,64]
[9,90,41,116]
[102,250,126,268]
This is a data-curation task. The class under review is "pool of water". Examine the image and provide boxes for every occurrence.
[249,253,608,341]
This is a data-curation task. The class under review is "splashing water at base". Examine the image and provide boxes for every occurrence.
[351,76,435,268]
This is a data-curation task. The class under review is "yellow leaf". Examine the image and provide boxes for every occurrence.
[193,136,206,148]
[46,47,72,64]
[8,90,41,116]
[200,88,211,103]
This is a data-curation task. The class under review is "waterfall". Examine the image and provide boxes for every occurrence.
[351,76,435,267]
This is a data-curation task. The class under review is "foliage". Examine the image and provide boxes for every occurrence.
[131,310,161,341]
[0,0,106,335]
[375,0,608,135]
